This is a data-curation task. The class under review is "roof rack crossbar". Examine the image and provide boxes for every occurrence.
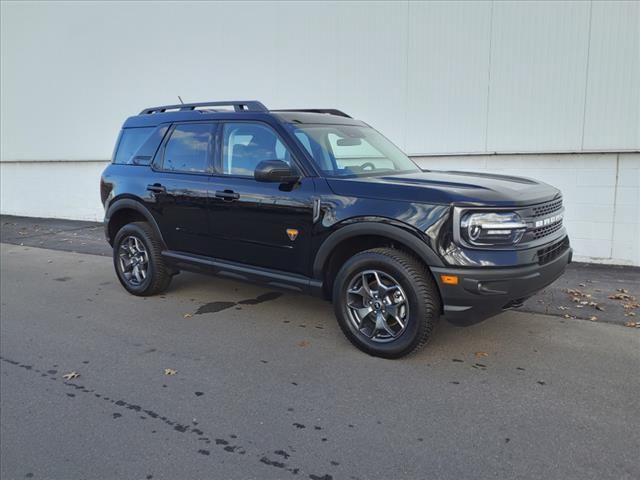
[273,108,352,118]
[140,100,268,115]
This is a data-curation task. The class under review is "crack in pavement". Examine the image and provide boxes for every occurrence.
[0,355,337,479]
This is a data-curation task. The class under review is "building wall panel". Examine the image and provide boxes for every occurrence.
[486,1,591,152]
[582,1,640,150]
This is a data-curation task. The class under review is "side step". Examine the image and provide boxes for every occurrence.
[162,250,323,296]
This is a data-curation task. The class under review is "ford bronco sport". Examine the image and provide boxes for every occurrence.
[101,100,571,358]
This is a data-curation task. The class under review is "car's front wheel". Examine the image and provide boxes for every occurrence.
[113,222,171,296]
[332,248,440,358]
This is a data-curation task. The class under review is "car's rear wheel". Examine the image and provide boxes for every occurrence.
[332,248,440,358]
[113,222,171,296]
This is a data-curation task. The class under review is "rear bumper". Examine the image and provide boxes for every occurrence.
[432,245,572,325]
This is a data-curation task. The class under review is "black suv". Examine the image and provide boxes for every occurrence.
[101,100,571,358]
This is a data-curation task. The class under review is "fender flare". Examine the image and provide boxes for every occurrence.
[312,221,444,279]
[105,198,167,249]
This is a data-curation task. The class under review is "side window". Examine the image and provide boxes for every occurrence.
[133,125,169,165]
[161,123,214,173]
[222,123,293,177]
[113,127,154,164]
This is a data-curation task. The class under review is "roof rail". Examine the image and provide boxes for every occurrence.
[140,100,268,115]
[273,108,352,118]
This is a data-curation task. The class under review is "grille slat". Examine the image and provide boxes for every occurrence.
[537,237,570,265]
[525,197,564,242]
[533,221,563,239]
[532,198,563,218]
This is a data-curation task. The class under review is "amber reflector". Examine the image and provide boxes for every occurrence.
[440,275,459,285]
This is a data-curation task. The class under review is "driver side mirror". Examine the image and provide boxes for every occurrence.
[254,160,299,184]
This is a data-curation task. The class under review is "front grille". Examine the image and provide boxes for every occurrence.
[537,236,569,265]
[532,198,562,217]
[533,221,563,239]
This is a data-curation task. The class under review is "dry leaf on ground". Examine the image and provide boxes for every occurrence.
[62,371,80,380]
[609,293,634,301]
[474,352,489,358]
[183,313,192,319]
[164,368,177,375]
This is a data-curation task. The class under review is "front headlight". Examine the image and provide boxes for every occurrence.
[460,212,527,246]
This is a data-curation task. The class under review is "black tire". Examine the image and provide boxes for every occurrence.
[332,248,440,359]
[113,221,172,296]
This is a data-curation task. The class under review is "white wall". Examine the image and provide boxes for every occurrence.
[1,1,639,265]
[0,161,108,221]
[1,0,638,160]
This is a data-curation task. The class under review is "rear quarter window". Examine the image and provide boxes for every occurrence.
[113,126,168,165]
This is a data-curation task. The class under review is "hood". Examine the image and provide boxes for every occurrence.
[325,170,561,207]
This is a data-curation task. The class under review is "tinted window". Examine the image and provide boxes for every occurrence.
[162,123,214,173]
[222,123,292,177]
[114,127,154,164]
[133,125,169,165]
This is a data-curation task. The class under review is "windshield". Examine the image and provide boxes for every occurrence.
[289,124,420,178]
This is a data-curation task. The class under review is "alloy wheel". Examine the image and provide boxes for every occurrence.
[346,270,409,343]
[118,235,149,286]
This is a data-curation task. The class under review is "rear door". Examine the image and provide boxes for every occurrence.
[207,121,315,276]
[146,122,217,256]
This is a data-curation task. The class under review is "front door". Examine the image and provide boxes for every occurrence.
[147,122,217,256]
[207,121,315,276]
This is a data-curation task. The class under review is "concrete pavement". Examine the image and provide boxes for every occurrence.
[1,243,638,479]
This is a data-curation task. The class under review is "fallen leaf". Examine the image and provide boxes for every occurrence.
[558,306,568,311]
[474,352,489,357]
[164,368,177,376]
[183,313,192,318]
[609,293,634,301]
[62,371,80,380]
[589,316,597,321]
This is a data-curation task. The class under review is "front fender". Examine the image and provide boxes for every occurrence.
[312,220,444,279]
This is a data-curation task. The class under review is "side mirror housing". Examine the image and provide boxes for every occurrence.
[254,160,299,184]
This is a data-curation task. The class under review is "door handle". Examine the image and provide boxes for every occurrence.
[215,190,240,201]
[147,183,166,194]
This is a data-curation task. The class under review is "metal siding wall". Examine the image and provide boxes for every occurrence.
[1,1,639,161]
[486,1,591,153]
[582,1,640,150]
[405,1,492,155]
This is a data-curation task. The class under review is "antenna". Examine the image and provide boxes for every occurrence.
[178,95,184,105]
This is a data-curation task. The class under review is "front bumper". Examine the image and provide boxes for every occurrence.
[431,244,572,325]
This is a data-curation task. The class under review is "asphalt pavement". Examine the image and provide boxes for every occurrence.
[2,214,639,325]
[1,242,639,479]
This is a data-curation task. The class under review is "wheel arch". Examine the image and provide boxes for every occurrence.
[313,221,444,301]
[105,198,167,249]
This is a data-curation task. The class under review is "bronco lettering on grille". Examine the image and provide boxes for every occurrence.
[534,212,563,228]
